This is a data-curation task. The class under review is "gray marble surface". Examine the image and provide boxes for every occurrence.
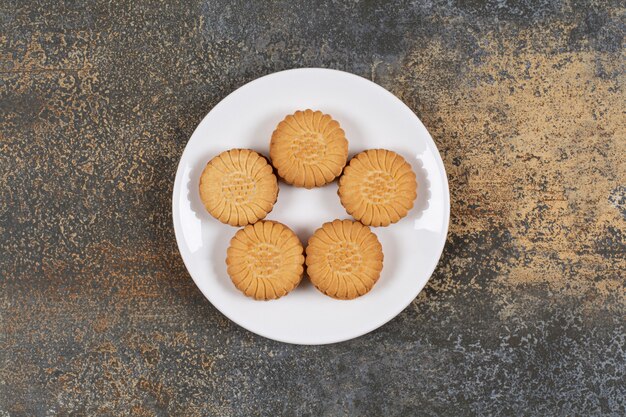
[1,0,624,415]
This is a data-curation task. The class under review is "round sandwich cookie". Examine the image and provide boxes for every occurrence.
[270,109,348,188]
[199,149,278,226]
[226,221,305,300]
[306,219,383,300]
[338,149,417,227]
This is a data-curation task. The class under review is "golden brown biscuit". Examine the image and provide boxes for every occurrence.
[270,109,349,188]
[338,149,417,227]
[199,149,278,226]
[306,219,383,300]
[226,221,305,300]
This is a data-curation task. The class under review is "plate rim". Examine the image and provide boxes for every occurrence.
[172,67,450,345]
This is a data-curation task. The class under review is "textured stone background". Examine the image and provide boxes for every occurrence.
[1,0,625,415]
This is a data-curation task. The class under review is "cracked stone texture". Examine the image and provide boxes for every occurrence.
[1,0,625,416]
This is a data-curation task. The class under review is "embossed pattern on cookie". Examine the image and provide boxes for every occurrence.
[338,149,417,227]
[270,109,349,188]
[227,221,305,300]
[199,149,278,226]
[306,219,383,300]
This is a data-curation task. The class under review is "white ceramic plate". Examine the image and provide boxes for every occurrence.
[172,68,449,345]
